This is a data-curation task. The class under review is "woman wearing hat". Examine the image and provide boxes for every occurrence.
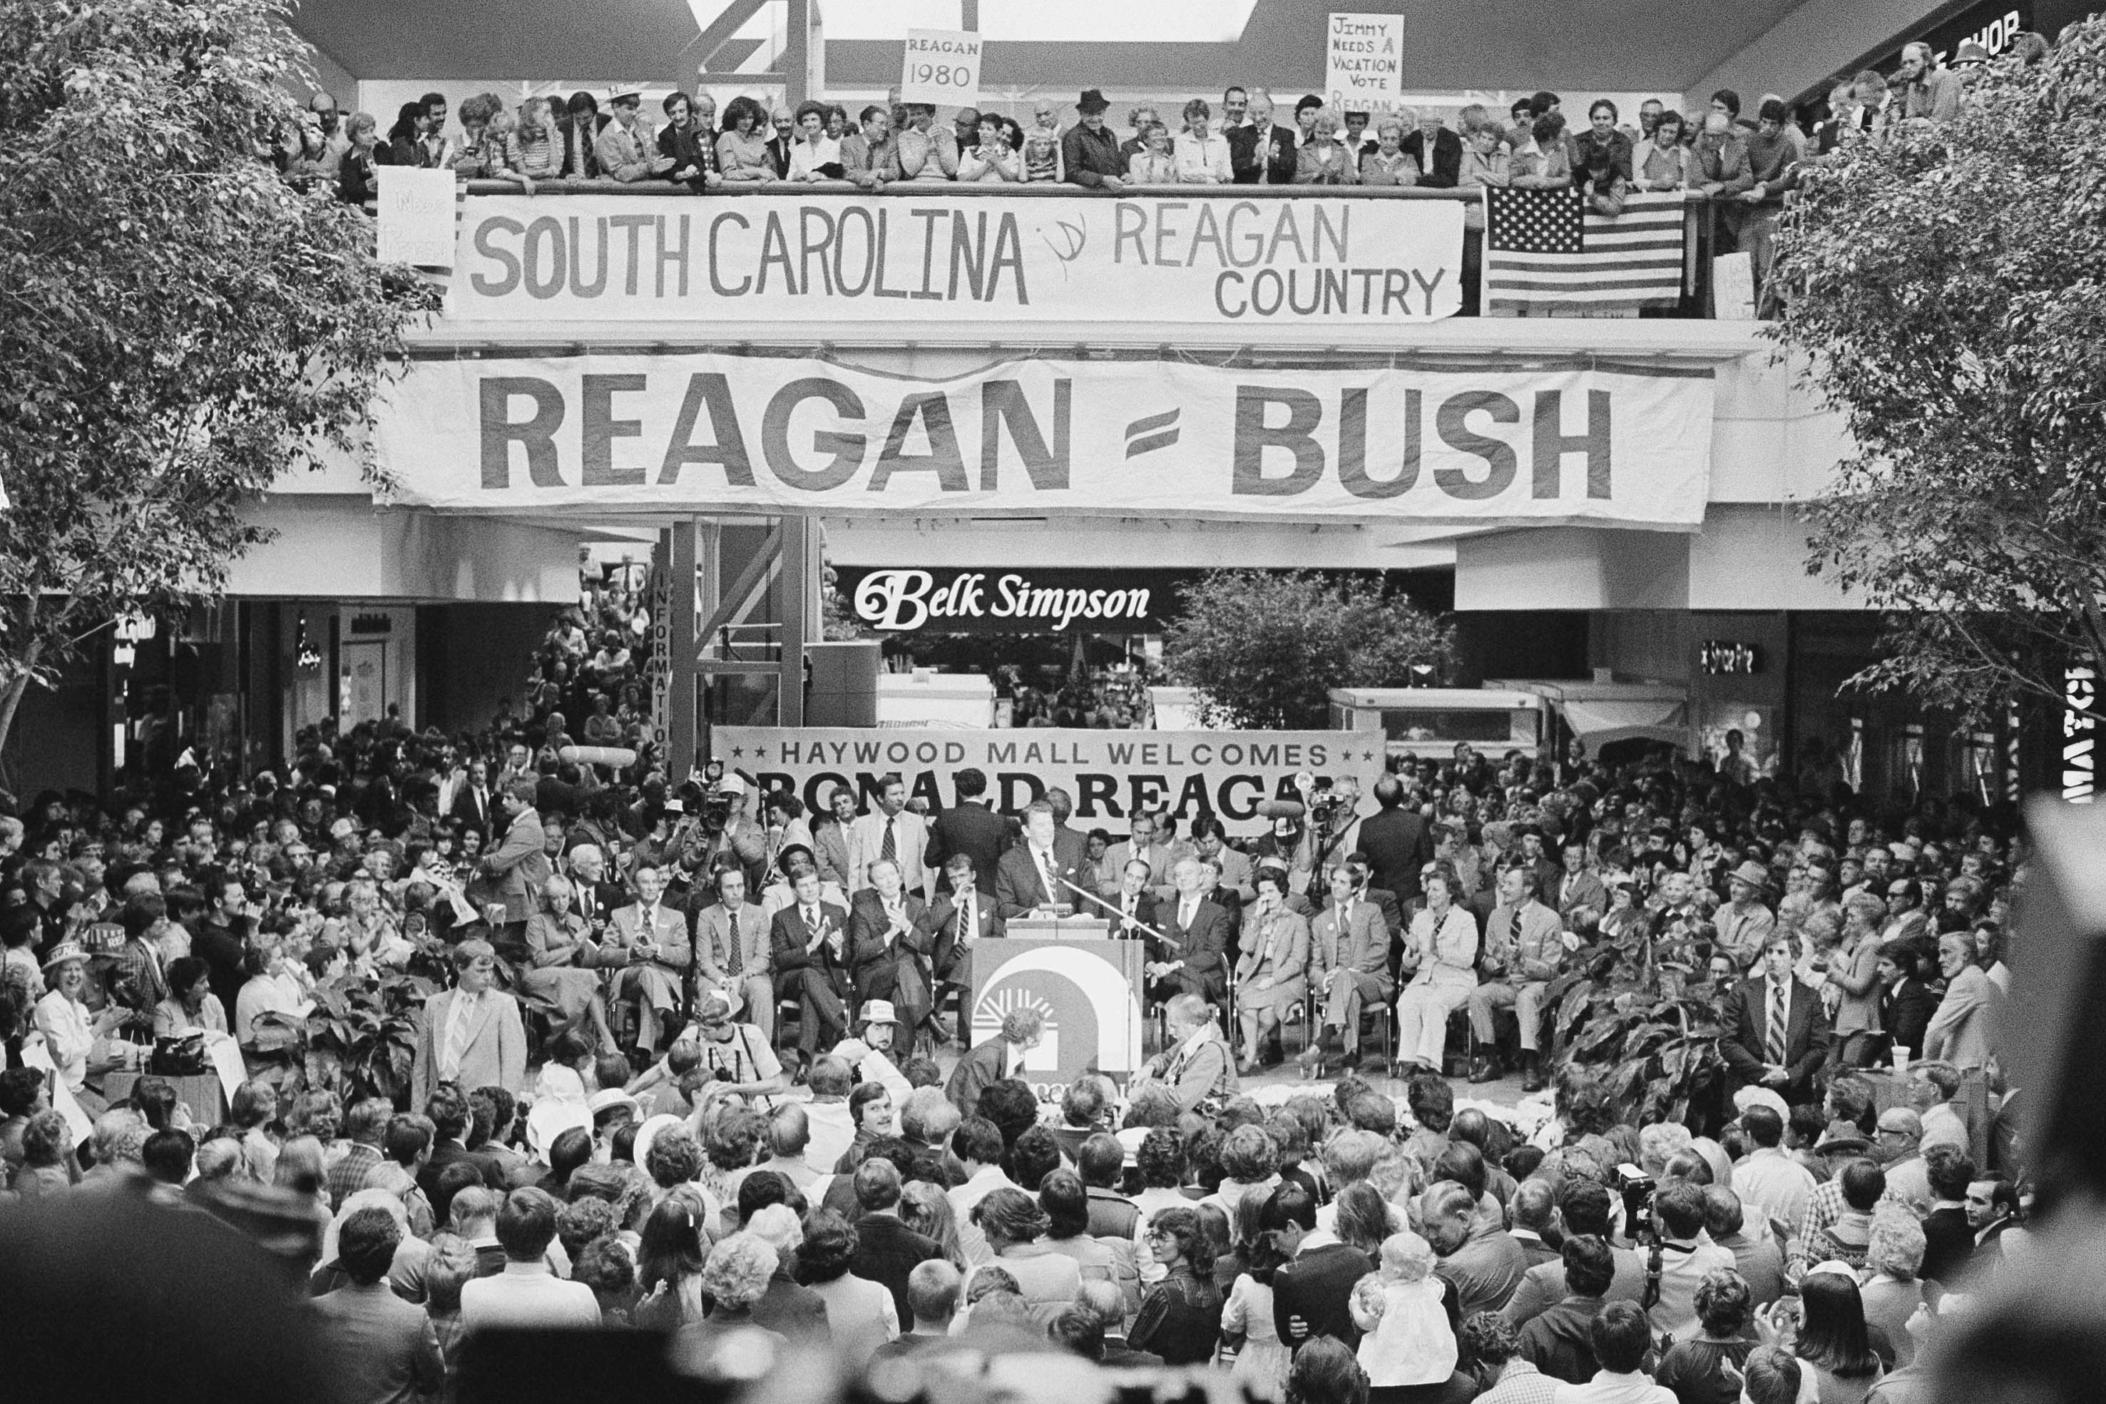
[35,942,127,1112]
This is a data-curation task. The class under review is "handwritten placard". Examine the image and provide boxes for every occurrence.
[901,28,982,107]
[1325,12,1405,112]
[376,167,458,269]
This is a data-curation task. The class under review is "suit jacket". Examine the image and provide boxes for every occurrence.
[412,987,526,1111]
[852,809,929,893]
[848,889,930,999]
[1107,839,1177,893]
[751,1269,831,1342]
[1158,895,1230,1000]
[1236,906,1310,985]
[945,1035,1014,1117]
[1551,870,1611,923]
[1919,1205,1975,1285]
[813,818,863,894]
[925,802,1011,895]
[1310,898,1389,982]
[561,115,609,178]
[1882,976,1940,1056]
[1273,1240,1371,1347]
[312,1282,446,1403]
[1355,807,1433,903]
[910,888,1001,984]
[1102,887,1161,942]
[1922,965,2003,1071]
[1721,975,1831,1096]
[853,1213,943,1326]
[770,900,851,981]
[764,134,793,178]
[596,902,693,980]
[568,876,627,935]
[1481,900,1563,983]
[695,900,771,984]
[994,843,1085,919]
[111,938,170,1026]
[478,808,553,924]
[1403,127,1464,187]
[449,784,496,840]
[1227,122,1298,184]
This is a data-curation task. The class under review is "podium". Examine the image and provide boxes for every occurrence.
[964,919,1148,1095]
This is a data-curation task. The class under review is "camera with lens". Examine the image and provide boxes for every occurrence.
[1309,785,1351,829]
[1616,1163,1658,1240]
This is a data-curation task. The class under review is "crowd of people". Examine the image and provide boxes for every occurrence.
[0,680,2029,1403]
[295,35,2028,209]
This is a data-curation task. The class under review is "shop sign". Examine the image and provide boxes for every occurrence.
[716,725,1386,836]
[376,350,1715,528]
[839,567,1180,633]
[2064,665,2095,803]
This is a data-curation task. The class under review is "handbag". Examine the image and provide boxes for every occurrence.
[151,1032,209,1077]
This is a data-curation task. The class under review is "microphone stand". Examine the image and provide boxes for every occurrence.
[1054,874,1180,950]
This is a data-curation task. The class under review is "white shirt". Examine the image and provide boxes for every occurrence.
[1552,1371,1677,1404]
[1173,130,1232,183]
[788,134,842,179]
[1732,1146,1818,1236]
[460,1261,601,1331]
[949,1163,1019,1267]
[805,1097,858,1172]
[34,990,94,1090]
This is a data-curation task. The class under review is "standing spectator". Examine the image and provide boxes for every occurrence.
[418,92,453,167]
[842,103,903,187]
[1061,89,1126,189]
[311,1207,446,1404]
[850,1157,944,1325]
[1294,109,1358,185]
[1737,98,1801,311]
[1892,41,1963,127]
[1127,122,1177,184]
[1793,1271,1886,1402]
[561,92,605,178]
[1517,1236,1615,1383]
[958,113,1021,183]
[895,104,958,182]
[1404,110,1463,187]
[787,99,844,181]
[1572,100,1634,188]
[594,87,674,183]
[410,940,525,1113]
[1645,1182,1736,1343]
[1653,1268,1756,1404]
[447,92,503,177]
[1458,111,1511,191]
[1922,929,2003,1073]
[1267,1182,1367,1349]
[1131,1205,1223,1364]
[1174,98,1232,183]
[507,97,566,183]
[1230,92,1298,184]
[793,1208,894,1364]
[658,91,721,190]
[1561,1301,1677,1403]
[1018,100,1065,182]
[336,112,384,204]
[459,1188,601,1330]
[1359,116,1422,185]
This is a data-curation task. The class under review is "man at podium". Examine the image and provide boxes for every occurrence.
[995,802,1085,919]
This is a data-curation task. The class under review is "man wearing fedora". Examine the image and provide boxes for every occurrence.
[1721,930,1831,1105]
[1061,89,1127,189]
[1716,861,1778,970]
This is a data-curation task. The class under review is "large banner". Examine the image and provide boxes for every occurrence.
[445,192,1463,326]
[715,726,1387,836]
[376,351,1715,527]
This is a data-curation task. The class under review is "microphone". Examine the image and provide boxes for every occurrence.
[1054,874,1180,950]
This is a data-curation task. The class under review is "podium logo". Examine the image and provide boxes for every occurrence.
[970,946,1142,1077]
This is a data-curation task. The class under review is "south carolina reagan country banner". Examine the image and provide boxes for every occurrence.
[444,191,1462,325]
[715,726,1388,838]
[373,352,1715,527]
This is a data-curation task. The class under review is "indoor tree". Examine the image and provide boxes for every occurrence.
[0,0,437,767]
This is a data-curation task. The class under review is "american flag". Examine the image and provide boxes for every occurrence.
[1482,187,1690,314]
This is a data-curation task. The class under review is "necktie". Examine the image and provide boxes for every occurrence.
[1766,981,1788,1065]
[961,894,974,937]
[1039,848,1055,899]
[882,819,898,866]
[728,909,740,964]
[444,992,477,1078]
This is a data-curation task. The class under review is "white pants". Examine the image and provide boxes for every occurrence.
[1395,980,1473,1067]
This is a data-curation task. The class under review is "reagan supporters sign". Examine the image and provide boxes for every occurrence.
[446,191,1462,326]
[375,352,1715,527]
[715,727,1388,837]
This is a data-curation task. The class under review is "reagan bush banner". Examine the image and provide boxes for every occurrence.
[444,191,1463,326]
[714,726,1388,837]
[373,351,1715,528]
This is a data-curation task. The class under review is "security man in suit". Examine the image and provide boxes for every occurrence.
[924,768,1010,899]
[1352,775,1434,907]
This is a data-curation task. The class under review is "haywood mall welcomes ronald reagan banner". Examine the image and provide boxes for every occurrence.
[375,352,1715,527]
[447,191,1463,326]
[714,727,1388,837]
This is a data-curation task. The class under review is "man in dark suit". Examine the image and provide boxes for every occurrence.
[1266,1182,1367,1348]
[416,1082,507,1202]
[448,758,496,840]
[764,104,794,178]
[1721,932,1832,1103]
[994,802,1086,918]
[1227,91,1298,184]
[1403,114,1464,187]
[1102,858,1161,940]
[560,92,608,178]
[1919,1146,1977,1286]
[1353,775,1432,905]
[924,767,1010,898]
[1149,857,1229,1004]
[850,1157,945,1324]
[770,868,852,1058]
[562,842,626,943]
[944,1007,1042,1118]
[912,854,1001,1044]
